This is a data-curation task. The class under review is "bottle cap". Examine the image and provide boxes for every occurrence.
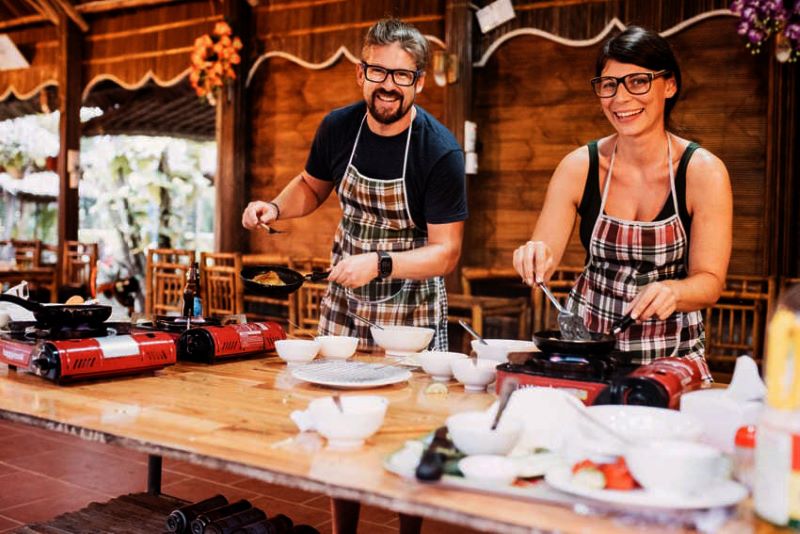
[734,425,756,448]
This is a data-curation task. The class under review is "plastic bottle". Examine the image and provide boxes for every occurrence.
[733,425,755,490]
[182,262,200,317]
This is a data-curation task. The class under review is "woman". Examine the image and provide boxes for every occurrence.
[512,26,732,380]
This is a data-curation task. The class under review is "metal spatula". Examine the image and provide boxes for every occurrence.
[537,282,590,340]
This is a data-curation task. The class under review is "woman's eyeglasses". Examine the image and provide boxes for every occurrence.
[590,70,670,98]
[361,62,420,87]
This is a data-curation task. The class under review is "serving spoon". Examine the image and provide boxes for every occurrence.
[348,311,384,330]
[458,319,488,346]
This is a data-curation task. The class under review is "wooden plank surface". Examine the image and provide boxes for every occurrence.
[0,355,777,533]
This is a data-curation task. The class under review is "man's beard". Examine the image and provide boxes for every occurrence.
[367,89,413,125]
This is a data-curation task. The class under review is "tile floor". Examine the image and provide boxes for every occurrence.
[0,419,483,533]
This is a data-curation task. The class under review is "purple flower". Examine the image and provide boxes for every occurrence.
[786,22,800,41]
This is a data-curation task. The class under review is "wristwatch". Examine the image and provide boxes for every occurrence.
[377,251,392,280]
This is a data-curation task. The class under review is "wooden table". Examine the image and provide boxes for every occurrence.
[0,354,782,533]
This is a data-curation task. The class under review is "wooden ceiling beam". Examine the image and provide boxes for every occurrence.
[26,0,59,25]
[77,0,182,14]
[0,14,47,30]
[50,0,89,32]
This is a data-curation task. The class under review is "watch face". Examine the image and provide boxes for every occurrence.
[380,255,392,277]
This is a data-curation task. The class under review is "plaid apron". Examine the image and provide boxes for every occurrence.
[317,112,448,351]
[568,137,711,380]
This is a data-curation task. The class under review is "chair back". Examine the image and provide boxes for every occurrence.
[3,239,41,269]
[704,275,775,382]
[61,241,99,296]
[145,248,195,316]
[289,257,330,337]
[200,252,243,318]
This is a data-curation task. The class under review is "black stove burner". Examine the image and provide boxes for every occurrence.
[2,321,132,341]
[509,351,626,383]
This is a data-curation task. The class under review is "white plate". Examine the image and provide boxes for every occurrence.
[544,464,748,510]
[291,360,412,389]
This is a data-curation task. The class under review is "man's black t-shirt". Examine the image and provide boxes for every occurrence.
[305,101,468,231]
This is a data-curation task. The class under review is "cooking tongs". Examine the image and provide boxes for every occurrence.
[537,282,590,341]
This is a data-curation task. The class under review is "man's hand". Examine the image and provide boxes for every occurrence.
[328,253,380,289]
[242,201,278,230]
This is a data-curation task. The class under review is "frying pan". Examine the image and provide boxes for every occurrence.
[532,316,635,356]
[240,264,330,298]
[0,294,112,327]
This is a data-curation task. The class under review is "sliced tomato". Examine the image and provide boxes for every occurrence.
[599,458,637,490]
[571,459,599,474]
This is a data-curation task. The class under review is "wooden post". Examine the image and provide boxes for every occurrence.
[443,1,472,293]
[214,0,252,253]
[57,15,81,288]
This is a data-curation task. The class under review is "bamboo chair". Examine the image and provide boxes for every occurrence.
[145,248,195,317]
[241,253,291,324]
[704,274,775,383]
[59,241,99,301]
[289,257,330,338]
[447,266,532,352]
[200,252,244,318]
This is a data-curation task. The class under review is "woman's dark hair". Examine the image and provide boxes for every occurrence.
[596,26,681,126]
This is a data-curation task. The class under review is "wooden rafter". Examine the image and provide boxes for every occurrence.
[24,0,59,25]
[50,0,89,32]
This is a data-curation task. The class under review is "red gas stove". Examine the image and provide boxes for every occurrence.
[495,351,705,408]
[177,321,286,363]
[0,321,177,383]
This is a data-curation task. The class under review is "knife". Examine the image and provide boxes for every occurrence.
[415,426,449,482]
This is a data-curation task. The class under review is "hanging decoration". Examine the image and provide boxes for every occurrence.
[730,0,800,63]
[189,21,243,105]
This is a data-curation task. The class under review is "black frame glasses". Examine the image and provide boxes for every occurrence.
[360,61,420,87]
[590,70,670,98]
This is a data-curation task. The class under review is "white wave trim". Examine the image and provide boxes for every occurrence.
[0,80,59,103]
[82,69,191,100]
[474,10,736,67]
[246,34,446,87]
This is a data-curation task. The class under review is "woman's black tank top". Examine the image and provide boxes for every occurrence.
[578,140,698,258]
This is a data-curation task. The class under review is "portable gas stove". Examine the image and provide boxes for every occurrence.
[495,351,632,405]
[177,321,286,363]
[0,321,177,383]
[496,351,705,408]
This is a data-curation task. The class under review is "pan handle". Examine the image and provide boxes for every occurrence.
[304,271,330,282]
[0,294,43,312]
[609,315,635,336]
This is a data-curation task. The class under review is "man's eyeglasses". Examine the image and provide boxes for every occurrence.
[590,70,670,98]
[361,62,420,87]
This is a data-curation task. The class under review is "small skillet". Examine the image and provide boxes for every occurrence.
[532,315,635,357]
[0,294,112,328]
[240,264,330,298]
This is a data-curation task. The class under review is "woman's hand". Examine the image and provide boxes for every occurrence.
[328,253,380,289]
[625,281,679,321]
[242,200,278,230]
[512,240,554,286]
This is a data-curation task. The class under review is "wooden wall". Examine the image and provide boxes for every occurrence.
[246,57,445,260]
[0,24,58,100]
[468,16,769,275]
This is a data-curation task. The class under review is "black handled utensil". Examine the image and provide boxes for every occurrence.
[415,426,449,482]
[609,314,635,336]
[491,378,519,430]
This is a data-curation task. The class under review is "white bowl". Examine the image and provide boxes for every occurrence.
[584,405,704,445]
[307,395,388,450]
[274,339,320,366]
[471,339,539,363]
[371,325,434,356]
[451,358,498,392]
[625,440,730,495]
[419,351,468,382]
[458,455,518,486]
[446,411,522,456]
[315,335,359,360]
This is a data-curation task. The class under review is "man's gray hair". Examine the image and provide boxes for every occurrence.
[362,18,429,72]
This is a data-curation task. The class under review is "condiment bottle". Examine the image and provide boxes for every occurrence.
[182,262,200,318]
[754,284,800,527]
[733,425,755,490]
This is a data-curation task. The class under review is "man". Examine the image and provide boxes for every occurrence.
[242,18,467,350]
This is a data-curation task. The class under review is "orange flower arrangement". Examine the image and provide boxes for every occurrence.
[189,21,243,105]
